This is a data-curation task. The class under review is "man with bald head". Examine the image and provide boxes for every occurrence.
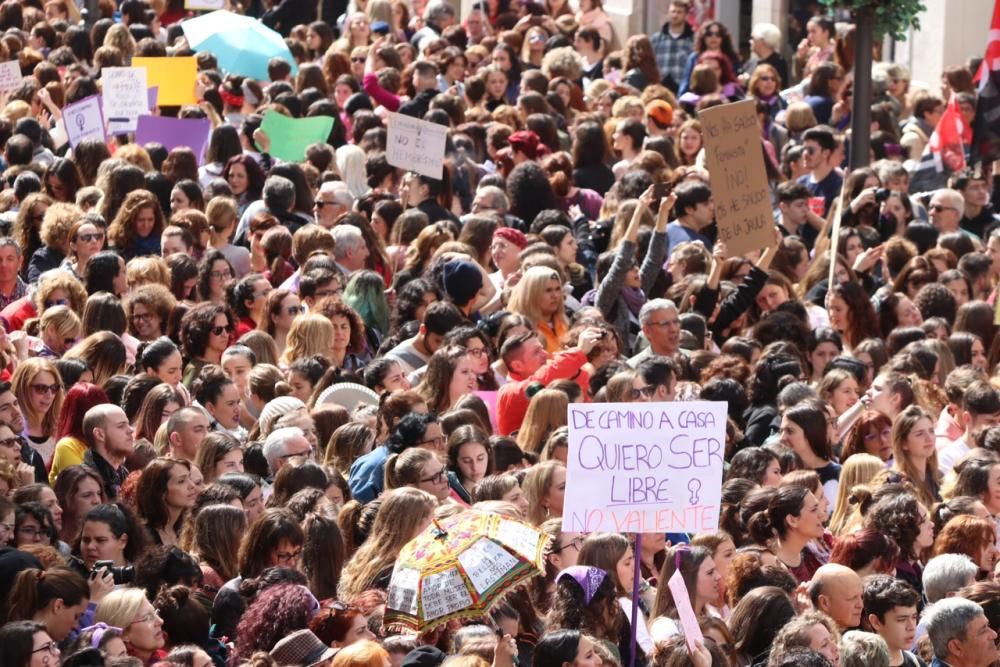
[82,404,134,499]
[809,563,864,631]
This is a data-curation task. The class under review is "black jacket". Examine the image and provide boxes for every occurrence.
[398,89,438,120]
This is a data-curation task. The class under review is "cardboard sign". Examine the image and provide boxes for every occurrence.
[63,95,106,149]
[132,57,197,106]
[700,99,776,257]
[561,401,727,534]
[259,110,334,162]
[386,112,448,179]
[102,67,148,134]
[668,568,705,652]
[0,60,21,92]
[135,115,212,164]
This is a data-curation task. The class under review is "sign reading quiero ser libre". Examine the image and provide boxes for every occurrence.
[562,402,727,534]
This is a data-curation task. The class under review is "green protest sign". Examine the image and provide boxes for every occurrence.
[259,111,334,162]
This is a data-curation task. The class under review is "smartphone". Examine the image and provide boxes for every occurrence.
[371,20,390,35]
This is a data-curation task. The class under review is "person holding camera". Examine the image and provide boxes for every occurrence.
[74,504,146,586]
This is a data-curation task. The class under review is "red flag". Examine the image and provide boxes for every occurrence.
[972,0,1000,163]
[927,93,968,173]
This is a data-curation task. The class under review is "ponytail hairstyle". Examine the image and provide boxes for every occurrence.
[136,337,180,375]
[746,485,810,544]
[652,545,712,620]
[336,498,382,559]
[6,567,88,623]
[384,447,436,490]
[76,503,148,564]
[720,477,758,546]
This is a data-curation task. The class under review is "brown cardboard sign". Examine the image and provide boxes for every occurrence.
[699,99,777,257]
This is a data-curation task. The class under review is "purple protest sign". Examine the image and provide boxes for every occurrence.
[134,115,211,165]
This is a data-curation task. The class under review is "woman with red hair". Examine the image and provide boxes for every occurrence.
[309,603,376,649]
[933,515,999,580]
[48,382,109,486]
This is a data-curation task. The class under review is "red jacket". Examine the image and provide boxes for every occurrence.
[497,349,589,436]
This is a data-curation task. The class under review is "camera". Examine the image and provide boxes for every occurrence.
[875,187,891,203]
[92,560,135,586]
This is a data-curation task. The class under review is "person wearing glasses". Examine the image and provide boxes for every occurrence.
[180,304,234,390]
[94,587,166,664]
[10,358,63,471]
[0,620,62,667]
[195,250,236,307]
[929,188,976,238]
[314,181,354,229]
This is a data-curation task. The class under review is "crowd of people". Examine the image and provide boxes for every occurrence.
[0,0,998,666]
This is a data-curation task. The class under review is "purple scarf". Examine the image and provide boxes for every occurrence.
[557,566,608,605]
[622,286,646,317]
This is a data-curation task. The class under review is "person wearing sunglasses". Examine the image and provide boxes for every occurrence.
[179,303,234,390]
[11,358,63,471]
[927,189,968,236]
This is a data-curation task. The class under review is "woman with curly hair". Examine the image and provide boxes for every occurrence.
[546,565,634,665]
[107,190,165,261]
[223,155,266,212]
[27,203,81,284]
[865,492,934,598]
[278,313,334,371]
[312,298,371,371]
[136,457,198,548]
[233,582,320,660]
[195,249,235,306]
[416,346,477,414]
[389,277,439,335]
[337,487,437,599]
[826,281,879,355]
[13,193,53,275]
[179,303,233,389]
[126,284,176,342]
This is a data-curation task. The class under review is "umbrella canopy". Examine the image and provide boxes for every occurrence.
[384,511,549,633]
[181,10,298,81]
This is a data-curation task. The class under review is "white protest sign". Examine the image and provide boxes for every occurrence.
[63,95,106,149]
[0,60,21,92]
[386,112,447,179]
[184,0,225,9]
[562,401,727,534]
[102,67,148,134]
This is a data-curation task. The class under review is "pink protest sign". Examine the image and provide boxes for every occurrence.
[668,568,705,653]
[561,401,727,534]
[474,391,498,432]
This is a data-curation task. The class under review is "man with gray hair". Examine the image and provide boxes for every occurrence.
[628,298,682,367]
[923,598,998,667]
[840,631,890,667]
[467,185,525,231]
[923,553,978,604]
[331,225,369,280]
[928,188,970,236]
[0,237,26,309]
[411,0,456,53]
[262,427,313,479]
[314,181,353,228]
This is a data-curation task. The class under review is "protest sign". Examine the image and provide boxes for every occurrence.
[668,568,705,653]
[63,96,105,149]
[700,99,776,257]
[135,116,212,164]
[561,401,727,534]
[132,57,197,106]
[259,111,334,162]
[386,113,447,179]
[102,67,148,134]
[0,60,21,91]
[184,0,225,9]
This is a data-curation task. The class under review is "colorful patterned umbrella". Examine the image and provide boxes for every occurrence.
[384,510,549,632]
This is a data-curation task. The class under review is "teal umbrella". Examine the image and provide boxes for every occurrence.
[181,10,298,81]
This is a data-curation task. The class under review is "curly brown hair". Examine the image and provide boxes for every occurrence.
[312,296,366,355]
[234,583,317,661]
[107,190,165,254]
[865,492,926,561]
[545,569,623,644]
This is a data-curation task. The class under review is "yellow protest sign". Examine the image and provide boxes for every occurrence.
[131,57,197,106]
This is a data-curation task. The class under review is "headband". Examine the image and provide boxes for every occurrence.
[218,85,244,108]
[241,80,260,106]
[85,623,121,650]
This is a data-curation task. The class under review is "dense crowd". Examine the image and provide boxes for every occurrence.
[0,0,998,666]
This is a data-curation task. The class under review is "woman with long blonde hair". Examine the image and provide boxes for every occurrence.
[279,314,335,370]
[891,405,942,508]
[828,453,885,536]
[337,487,438,599]
[12,357,64,468]
[523,460,567,525]
[517,389,569,455]
[507,266,568,354]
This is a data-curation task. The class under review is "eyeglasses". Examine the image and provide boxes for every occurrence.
[211,325,233,336]
[864,428,892,441]
[553,536,584,553]
[45,298,68,308]
[274,548,302,564]
[419,436,446,449]
[0,436,18,448]
[466,347,489,358]
[351,57,366,63]
[757,76,776,82]
[30,383,60,395]
[76,232,105,243]
[128,611,160,626]
[132,312,153,322]
[646,319,679,328]
[929,204,958,213]
[630,385,657,400]
[280,448,314,460]
[18,525,43,537]
[420,468,447,485]
[315,200,338,208]
[32,642,60,658]
[210,270,233,280]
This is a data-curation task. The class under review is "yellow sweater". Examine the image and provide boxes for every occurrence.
[49,437,88,486]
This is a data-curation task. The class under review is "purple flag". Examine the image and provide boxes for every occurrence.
[135,115,211,165]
